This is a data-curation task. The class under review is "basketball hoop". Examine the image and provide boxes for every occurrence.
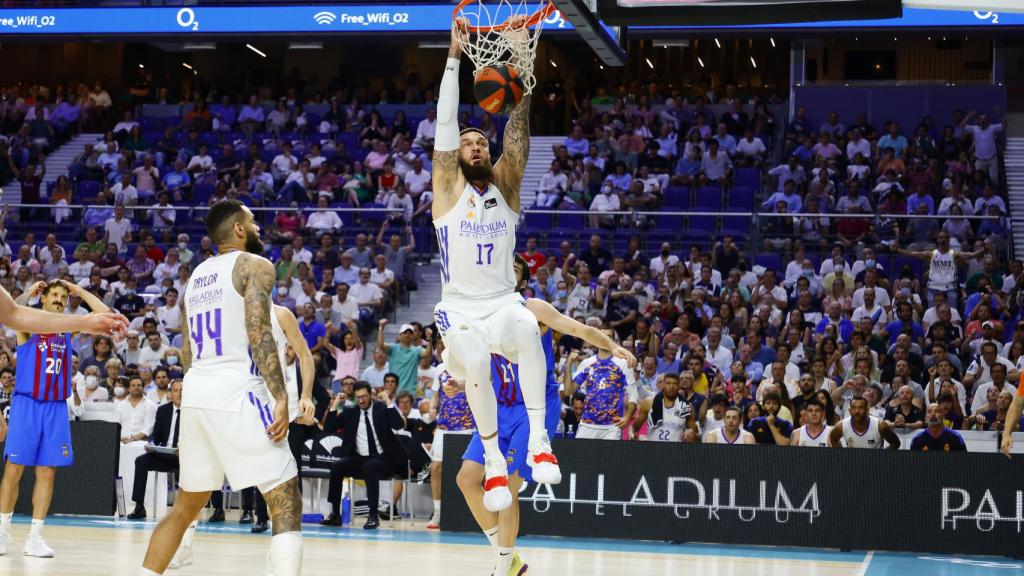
[452,0,556,96]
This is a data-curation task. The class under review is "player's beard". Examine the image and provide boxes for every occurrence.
[459,157,493,182]
[244,229,264,255]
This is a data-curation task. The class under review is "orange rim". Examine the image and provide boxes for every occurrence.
[453,0,556,33]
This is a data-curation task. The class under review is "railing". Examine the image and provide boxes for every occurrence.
[4,202,1011,272]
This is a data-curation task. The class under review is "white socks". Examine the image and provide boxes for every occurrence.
[526,410,546,448]
[29,519,44,537]
[483,526,499,552]
[267,531,303,576]
[495,546,514,576]
[0,512,12,533]
[138,569,161,576]
[482,435,502,464]
[181,520,198,549]
[432,499,441,519]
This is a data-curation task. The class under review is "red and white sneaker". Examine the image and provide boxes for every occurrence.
[527,436,561,485]
[483,453,513,512]
[426,515,440,530]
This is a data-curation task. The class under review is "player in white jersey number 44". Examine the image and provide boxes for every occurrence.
[431,17,559,513]
[137,200,305,576]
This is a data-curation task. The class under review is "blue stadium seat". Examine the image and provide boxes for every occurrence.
[524,210,552,229]
[77,180,102,201]
[728,186,755,211]
[654,214,683,231]
[687,215,717,236]
[735,167,760,190]
[721,216,749,237]
[556,210,584,230]
[694,188,722,211]
[754,253,783,274]
[194,183,216,205]
[662,186,689,209]
[893,256,923,279]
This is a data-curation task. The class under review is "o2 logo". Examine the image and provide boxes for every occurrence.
[177,7,199,31]
[544,8,566,28]
[974,11,998,24]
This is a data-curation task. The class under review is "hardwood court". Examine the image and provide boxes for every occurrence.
[0,514,1015,576]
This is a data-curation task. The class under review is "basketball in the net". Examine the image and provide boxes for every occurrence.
[473,65,525,114]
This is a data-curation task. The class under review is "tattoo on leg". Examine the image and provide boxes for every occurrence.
[264,477,302,534]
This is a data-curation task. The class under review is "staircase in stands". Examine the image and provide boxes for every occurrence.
[520,135,562,209]
[1006,137,1024,257]
[359,262,442,371]
[1,133,102,204]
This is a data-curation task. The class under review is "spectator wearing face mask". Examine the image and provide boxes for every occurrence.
[78,365,109,402]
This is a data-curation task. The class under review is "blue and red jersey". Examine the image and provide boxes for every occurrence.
[14,332,73,402]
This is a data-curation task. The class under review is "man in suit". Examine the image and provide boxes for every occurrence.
[126,381,225,521]
[320,381,407,529]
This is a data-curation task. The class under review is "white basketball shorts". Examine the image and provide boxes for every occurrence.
[575,423,623,441]
[433,292,531,380]
[430,428,475,463]
[179,387,297,494]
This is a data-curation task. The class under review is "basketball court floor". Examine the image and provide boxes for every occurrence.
[0,513,1018,575]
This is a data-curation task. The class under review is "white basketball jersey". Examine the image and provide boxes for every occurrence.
[181,251,266,412]
[842,416,883,448]
[927,248,956,291]
[434,183,518,300]
[712,428,750,444]
[646,397,690,442]
[796,424,832,447]
[566,280,594,318]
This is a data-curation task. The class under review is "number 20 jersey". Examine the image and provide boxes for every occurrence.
[14,332,72,402]
[182,251,269,412]
[433,182,518,301]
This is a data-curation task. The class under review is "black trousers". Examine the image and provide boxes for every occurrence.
[249,422,310,523]
[327,454,396,516]
[131,453,222,509]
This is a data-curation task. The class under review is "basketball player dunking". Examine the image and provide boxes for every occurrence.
[138,200,304,576]
[0,279,125,558]
[433,18,558,512]
[457,256,635,576]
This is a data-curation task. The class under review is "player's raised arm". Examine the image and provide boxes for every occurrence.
[59,279,111,315]
[275,305,316,420]
[0,282,126,339]
[524,298,636,367]
[491,16,533,212]
[235,253,288,442]
[431,21,466,217]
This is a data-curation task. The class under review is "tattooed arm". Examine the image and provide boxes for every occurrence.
[492,94,531,213]
[179,300,192,375]
[234,252,289,442]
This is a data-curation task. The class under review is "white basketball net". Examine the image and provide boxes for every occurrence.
[453,1,552,96]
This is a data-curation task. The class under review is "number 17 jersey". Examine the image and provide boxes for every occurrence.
[433,182,518,301]
[182,250,266,412]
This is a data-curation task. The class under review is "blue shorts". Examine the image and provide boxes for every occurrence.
[3,395,73,468]
[463,391,562,484]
